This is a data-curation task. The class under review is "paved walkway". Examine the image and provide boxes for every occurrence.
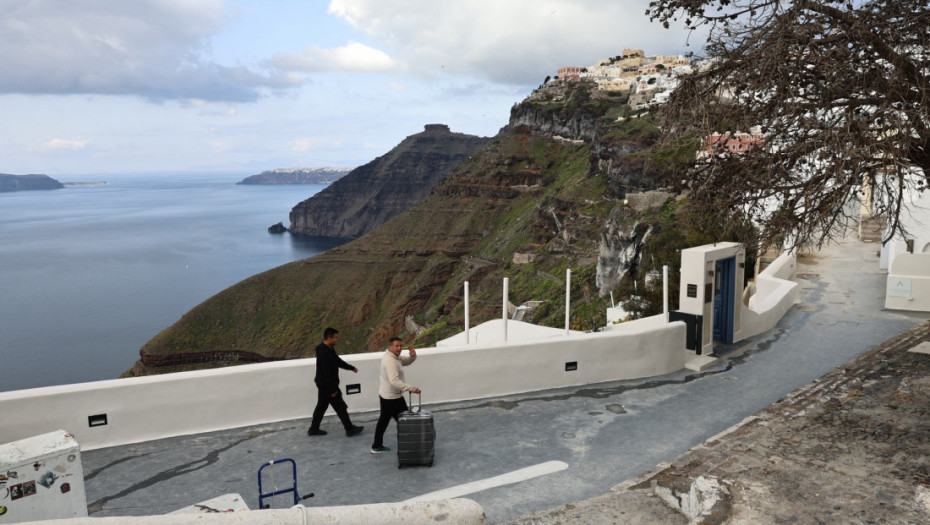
[502,240,930,524]
[80,236,929,523]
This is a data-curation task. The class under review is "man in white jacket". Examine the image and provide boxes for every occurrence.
[371,337,421,454]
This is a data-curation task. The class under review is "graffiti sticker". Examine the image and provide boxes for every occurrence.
[38,471,58,489]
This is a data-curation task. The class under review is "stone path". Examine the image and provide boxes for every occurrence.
[502,321,930,524]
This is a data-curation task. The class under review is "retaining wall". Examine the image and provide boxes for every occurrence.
[0,321,685,450]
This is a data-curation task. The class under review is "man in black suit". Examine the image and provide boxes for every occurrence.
[307,327,364,437]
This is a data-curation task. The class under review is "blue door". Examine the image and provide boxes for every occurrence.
[713,257,735,343]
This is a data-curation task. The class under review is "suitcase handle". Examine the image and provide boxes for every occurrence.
[408,390,421,412]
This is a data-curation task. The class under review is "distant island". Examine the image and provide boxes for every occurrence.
[237,167,353,185]
[62,181,107,186]
[0,174,64,192]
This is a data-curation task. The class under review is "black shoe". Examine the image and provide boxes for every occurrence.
[346,425,364,437]
[307,428,327,436]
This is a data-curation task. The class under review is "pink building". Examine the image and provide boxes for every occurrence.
[557,66,584,80]
[701,130,765,156]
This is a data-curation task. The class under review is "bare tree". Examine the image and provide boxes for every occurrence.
[646,0,930,248]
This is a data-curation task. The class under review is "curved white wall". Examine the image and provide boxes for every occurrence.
[0,322,686,450]
[739,251,799,340]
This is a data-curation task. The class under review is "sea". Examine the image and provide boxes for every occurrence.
[0,173,347,392]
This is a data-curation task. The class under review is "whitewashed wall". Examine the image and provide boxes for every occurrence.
[0,321,686,451]
[885,252,930,312]
[740,251,799,340]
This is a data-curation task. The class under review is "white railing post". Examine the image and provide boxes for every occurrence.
[464,281,470,344]
[502,278,509,342]
[663,265,669,322]
[565,269,571,335]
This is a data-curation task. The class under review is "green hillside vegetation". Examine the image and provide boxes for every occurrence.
[124,80,747,377]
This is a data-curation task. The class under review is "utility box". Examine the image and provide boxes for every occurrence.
[0,430,87,523]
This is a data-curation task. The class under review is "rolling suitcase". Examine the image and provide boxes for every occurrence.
[397,392,435,468]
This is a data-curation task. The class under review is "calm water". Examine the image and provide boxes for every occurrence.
[0,174,346,392]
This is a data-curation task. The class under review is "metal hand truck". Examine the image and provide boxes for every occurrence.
[257,458,313,509]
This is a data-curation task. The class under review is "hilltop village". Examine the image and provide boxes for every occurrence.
[554,48,693,109]
[554,49,766,159]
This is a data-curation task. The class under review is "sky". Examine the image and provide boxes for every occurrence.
[0,0,702,176]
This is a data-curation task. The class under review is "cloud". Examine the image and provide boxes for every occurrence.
[43,139,87,151]
[0,0,300,102]
[210,139,235,153]
[289,137,344,152]
[272,41,398,73]
[325,0,703,86]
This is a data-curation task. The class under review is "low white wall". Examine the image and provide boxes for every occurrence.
[758,249,797,281]
[739,251,799,341]
[885,252,930,312]
[0,322,686,451]
[603,313,668,331]
[20,499,486,525]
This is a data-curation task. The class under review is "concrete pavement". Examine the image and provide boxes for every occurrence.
[80,235,930,523]
[501,239,930,524]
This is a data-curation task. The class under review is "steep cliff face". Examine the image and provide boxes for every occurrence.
[0,174,64,192]
[508,82,603,141]
[288,124,491,238]
[596,207,653,296]
[125,80,681,378]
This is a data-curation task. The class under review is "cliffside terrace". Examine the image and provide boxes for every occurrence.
[3,236,926,523]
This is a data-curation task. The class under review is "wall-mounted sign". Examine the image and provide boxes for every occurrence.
[888,277,912,298]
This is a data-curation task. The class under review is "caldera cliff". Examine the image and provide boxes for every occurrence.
[288,124,491,239]
[125,79,715,377]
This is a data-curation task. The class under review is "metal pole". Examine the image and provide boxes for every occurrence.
[464,281,470,344]
[565,269,571,335]
[663,265,669,322]
[502,277,509,342]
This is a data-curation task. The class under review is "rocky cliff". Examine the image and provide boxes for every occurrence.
[288,124,491,238]
[125,80,709,378]
[0,174,64,192]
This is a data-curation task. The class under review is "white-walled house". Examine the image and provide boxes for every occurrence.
[881,182,930,312]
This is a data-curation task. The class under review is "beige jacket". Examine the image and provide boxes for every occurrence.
[379,350,416,399]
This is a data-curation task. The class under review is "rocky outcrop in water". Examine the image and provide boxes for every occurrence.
[0,174,64,192]
[288,124,491,238]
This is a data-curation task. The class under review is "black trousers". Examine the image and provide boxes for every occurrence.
[310,388,353,431]
[372,395,408,448]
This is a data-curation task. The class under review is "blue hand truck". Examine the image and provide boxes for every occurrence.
[257,458,313,509]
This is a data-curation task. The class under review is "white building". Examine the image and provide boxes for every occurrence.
[880,177,930,312]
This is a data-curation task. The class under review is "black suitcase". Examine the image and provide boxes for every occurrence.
[397,392,435,468]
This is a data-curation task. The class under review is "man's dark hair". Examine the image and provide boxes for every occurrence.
[388,336,402,344]
[323,327,339,340]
